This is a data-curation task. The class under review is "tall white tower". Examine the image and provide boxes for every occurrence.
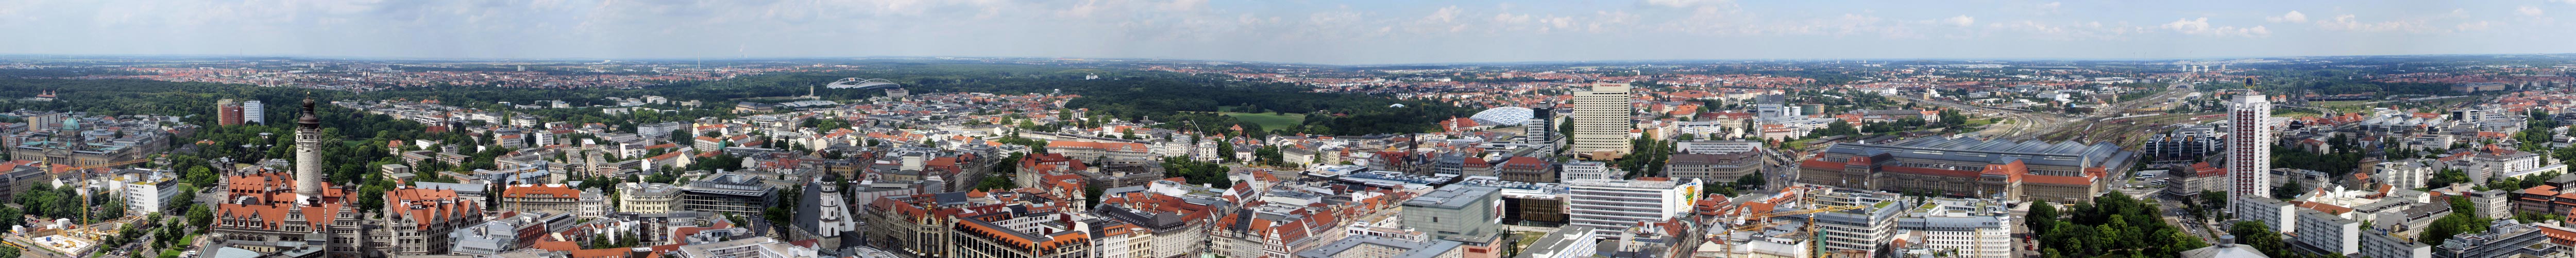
[2228,93,2272,204]
[294,98,324,202]
[1570,83,1634,160]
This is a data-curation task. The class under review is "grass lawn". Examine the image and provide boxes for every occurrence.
[1221,112,1306,132]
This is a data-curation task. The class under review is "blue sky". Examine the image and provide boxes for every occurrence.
[1,0,2570,64]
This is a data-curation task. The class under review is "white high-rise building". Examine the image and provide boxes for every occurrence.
[2229,94,2272,203]
[1564,178,1702,237]
[242,100,265,124]
[1571,83,1634,159]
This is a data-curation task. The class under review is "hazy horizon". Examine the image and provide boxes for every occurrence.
[6,0,2574,64]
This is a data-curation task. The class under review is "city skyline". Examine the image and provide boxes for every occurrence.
[0,0,2571,64]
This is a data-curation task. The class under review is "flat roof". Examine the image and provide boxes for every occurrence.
[1403,184,1497,209]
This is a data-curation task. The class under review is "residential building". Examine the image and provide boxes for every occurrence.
[375,186,486,256]
[2292,209,2363,255]
[2234,196,2297,234]
[218,99,245,125]
[619,182,682,214]
[2380,159,2437,190]
[2231,93,2273,203]
[2469,190,2512,219]
[2357,229,2432,258]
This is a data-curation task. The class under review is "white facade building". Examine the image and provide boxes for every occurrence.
[1559,161,1614,182]
[2229,94,2272,203]
[1564,178,1702,236]
[242,100,265,124]
[1570,83,1634,158]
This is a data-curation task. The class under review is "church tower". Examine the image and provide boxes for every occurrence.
[295,98,325,202]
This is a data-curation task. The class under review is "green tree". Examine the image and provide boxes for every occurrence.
[2027,200,2057,236]
[186,204,211,233]
[2228,221,2290,258]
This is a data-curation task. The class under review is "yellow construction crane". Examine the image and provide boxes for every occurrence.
[55,155,164,227]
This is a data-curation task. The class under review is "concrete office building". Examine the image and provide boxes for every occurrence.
[1558,160,1612,183]
[1403,184,1502,244]
[1526,107,1555,146]
[1571,83,1634,160]
[1565,178,1702,237]
[677,173,777,215]
[1667,151,1766,183]
[1806,189,1907,255]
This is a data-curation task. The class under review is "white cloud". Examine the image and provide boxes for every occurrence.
[2458,21,2494,31]
[2315,14,2434,33]
[1944,15,1975,26]
[2266,11,2308,23]
[2162,18,2269,37]
[1643,0,1729,8]
[2519,6,2545,17]
[1989,20,2139,41]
